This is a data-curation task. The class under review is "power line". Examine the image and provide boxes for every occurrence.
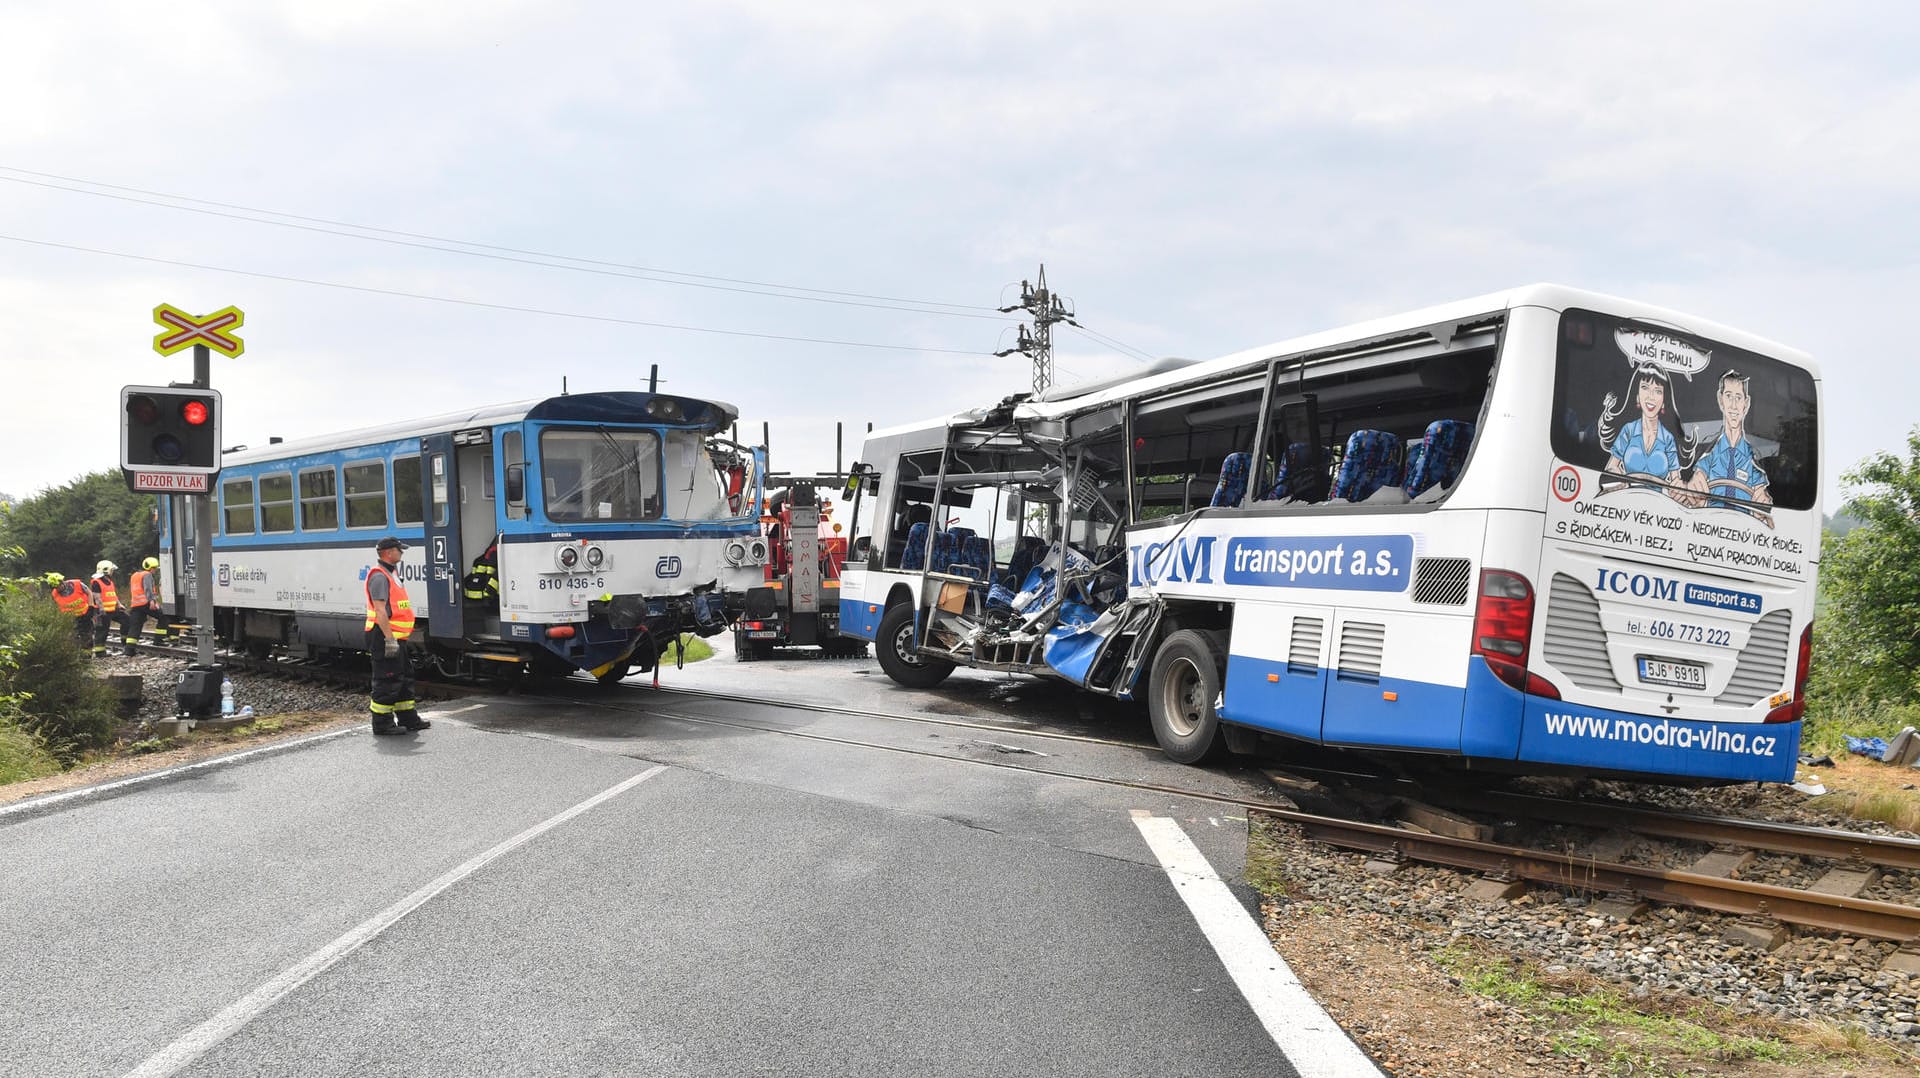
[0,165,1008,319]
[1064,320,1158,364]
[0,234,990,355]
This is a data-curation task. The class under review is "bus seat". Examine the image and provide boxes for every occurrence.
[1406,420,1475,496]
[1330,431,1404,502]
[1259,443,1328,502]
[943,527,991,580]
[902,522,930,570]
[1005,536,1046,587]
[964,535,992,579]
[1401,441,1428,492]
[1211,452,1250,508]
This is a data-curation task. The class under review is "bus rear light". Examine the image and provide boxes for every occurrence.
[1765,623,1814,724]
[1472,569,1558,699]
[744,621,764,631]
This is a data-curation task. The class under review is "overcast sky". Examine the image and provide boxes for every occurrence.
[2,2,1913,507]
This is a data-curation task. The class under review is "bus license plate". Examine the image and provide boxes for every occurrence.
[1637,656,1706,690]
[747,630,778,639]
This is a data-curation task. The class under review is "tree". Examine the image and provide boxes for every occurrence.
[1814,429,1920,703]
[0,471,157,580]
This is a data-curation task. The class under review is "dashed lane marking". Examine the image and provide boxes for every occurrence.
[122,764,668,1078]
[1131,811,1382,1077]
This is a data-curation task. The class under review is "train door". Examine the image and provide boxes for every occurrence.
[419,433,465,638]
[169,494,198,620]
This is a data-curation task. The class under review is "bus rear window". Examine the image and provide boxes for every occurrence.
[1550,309,1818,512]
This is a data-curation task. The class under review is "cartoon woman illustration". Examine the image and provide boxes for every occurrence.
[1597,364,1698,498]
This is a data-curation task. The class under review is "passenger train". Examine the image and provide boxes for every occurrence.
[836,284,1822,784]
[156,390,771,682]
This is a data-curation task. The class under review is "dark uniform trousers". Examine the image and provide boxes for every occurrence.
[366,628,417,717]
[122,605,151,651]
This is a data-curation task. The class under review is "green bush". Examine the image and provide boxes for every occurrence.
[0,582,118,760]
[1802,697,1920,757]
[0,712,61,785]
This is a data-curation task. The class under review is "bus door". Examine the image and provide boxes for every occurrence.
[419,433,465,638]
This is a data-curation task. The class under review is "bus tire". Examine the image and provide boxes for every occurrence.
[1147,629,1227,764]
[875,604,953,689]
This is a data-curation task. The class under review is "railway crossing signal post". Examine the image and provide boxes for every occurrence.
[124,304,246,688]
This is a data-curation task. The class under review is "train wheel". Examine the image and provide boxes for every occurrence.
[1147,629,1226,764]
[595,663,631,686]
[875,604,953,689]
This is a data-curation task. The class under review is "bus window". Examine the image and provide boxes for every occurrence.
[1550,309,1818,512]
[1130,378,1263,519]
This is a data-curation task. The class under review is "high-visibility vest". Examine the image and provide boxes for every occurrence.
[363,565,416,640]
[93,577,119,614]
[53,579,91,616]
[130,569,156,607]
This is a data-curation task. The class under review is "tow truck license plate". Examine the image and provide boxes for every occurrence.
[1637,656,1706,689]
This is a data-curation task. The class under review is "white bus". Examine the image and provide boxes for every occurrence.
[835,284,1820,784]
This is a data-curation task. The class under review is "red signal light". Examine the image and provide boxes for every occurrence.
[181,400,209,426]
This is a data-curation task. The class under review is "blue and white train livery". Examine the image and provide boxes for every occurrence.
[157,391,769,682]
[836,284,1821,784]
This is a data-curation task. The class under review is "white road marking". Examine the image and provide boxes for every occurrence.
[0,727,360,821]
[426,703,488,717]
[1131,811,1381,1077]
[122,764,669,1078]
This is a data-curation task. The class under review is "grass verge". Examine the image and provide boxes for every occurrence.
[658,637,714,665]
[0,717,61,785]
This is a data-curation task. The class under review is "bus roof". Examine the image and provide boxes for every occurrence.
[864,282,1818,443]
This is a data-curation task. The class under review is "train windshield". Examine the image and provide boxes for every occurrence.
[660,429,733,521]
[540,427,662,521]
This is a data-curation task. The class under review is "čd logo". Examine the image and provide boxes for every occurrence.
[655,556,683,578]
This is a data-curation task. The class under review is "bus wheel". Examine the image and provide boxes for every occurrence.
[1147,630,1227,764]
[875,604,953,689]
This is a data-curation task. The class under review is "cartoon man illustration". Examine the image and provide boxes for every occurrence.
[1686,369,1772,511]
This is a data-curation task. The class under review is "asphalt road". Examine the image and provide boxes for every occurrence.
[1,659,1360,1077]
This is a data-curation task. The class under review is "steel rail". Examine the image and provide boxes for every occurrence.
[1288,812,1920,942]
[1453,789,1920,872]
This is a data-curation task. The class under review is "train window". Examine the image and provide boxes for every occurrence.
[501,432,526,521]
[481,452,495,500]
[539,428,662,522]
[259,473,294,533]
[662,429,728,520]
[221,478,255,536]
[392,455,423,525]
[344,461,388,528]
[299,467,340,531]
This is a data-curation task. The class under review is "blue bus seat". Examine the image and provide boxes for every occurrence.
[1330,431,1405,502]
[1211,452,1250,508]
[902,522,930,570]
[1406,420,1475,496]
[1258,442,1327,502]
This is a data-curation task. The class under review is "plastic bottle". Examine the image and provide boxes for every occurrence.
[220,676,235,716]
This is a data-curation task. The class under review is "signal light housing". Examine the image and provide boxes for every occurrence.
[120,385,222,473]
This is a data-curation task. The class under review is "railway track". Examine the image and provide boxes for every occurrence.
[566,683,1920,952]
[117,640,1920,953]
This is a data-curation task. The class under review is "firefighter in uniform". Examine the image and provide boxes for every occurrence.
[122,556,164,655]
[48,572,94,649]
[364,537,428,735]
[88,561,119,659]
[461,537,500,608]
